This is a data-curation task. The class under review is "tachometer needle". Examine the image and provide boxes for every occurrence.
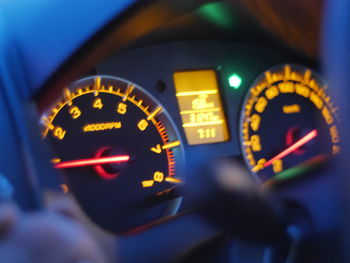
[263,129,318,168]
[54,155,130,169]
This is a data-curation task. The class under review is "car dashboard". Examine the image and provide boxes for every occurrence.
[0,1,346,262]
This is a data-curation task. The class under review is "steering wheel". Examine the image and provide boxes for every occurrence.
[0,0,349,262]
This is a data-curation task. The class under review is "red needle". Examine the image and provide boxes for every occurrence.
[54,155,130,169]
[264,129,318,168]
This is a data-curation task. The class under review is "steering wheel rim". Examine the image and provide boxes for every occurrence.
[322,0,350,262]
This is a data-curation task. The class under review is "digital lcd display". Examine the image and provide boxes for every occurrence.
[173,70,229,145]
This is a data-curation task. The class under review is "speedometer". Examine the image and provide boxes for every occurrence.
[240,65,340,183]
[41,76,185,233]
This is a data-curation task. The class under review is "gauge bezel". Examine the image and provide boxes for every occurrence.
[40,75,186,233]
[239,64,339,184]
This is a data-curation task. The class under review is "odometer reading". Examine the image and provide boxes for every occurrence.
[41,76,185,233]
[173,70,229,145]
[240,65,340,183]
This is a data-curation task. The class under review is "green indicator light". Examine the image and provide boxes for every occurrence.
[228,74,242,89]
[197,2,234,29]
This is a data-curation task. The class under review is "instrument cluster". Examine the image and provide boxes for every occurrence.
[39,41,339,233]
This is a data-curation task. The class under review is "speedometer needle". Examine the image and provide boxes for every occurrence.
[263,129,318,168]
[54,155,130,169]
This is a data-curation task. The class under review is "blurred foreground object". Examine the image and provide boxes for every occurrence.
[0,202,109,263]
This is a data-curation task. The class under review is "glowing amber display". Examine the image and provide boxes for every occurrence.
[173,70,229,145]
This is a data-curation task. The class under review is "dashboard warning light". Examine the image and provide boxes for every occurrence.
[228,74,242,89]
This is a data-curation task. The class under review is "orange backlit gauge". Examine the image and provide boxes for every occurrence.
[240,65,340,183]
[41,76,185,233]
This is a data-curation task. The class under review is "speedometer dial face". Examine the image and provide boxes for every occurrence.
[240,65,340,183]
[41,76,185,233]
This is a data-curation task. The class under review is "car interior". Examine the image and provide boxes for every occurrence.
[0,0,349,262]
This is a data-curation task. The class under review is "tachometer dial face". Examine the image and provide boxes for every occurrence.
[240,65,340,183]
[41,76,185,233]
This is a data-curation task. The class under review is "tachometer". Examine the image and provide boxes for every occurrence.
[240,65,340,183]
[41,76,185,233]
